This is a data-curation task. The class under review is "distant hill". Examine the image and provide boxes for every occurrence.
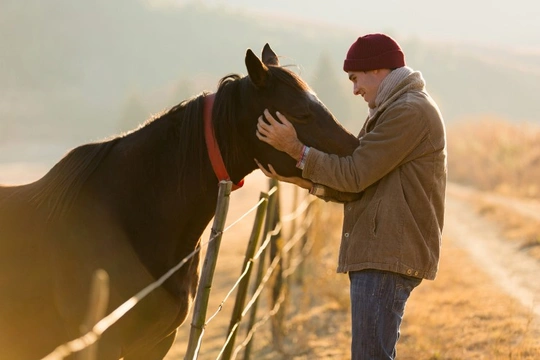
[1,0,540,159]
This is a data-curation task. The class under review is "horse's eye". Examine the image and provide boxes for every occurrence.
[289,113,310,124]
[278,108,310,124]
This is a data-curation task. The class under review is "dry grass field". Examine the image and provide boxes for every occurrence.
[164,171,540,359]
[399,191,540,360]
[247,181,540,359]
[1,118,539,359]
[447,117,540,199]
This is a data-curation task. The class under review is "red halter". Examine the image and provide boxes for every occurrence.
[203,93,244,191]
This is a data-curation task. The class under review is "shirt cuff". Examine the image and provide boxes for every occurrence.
[295,145,310,170]
[309,184,326,197]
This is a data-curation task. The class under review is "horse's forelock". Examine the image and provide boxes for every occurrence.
[268,66,312,92]
[218,74,242,89]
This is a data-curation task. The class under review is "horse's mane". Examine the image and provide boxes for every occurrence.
[164,93,208,192]
[213,74,245,174]
[26,139,120,218]
[15,65,307,218]
[23,92,205,218]
[21,86,211,218]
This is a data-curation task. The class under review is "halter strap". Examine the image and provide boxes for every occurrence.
[203,93,244,191]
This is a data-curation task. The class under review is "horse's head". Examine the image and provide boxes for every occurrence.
[244,44,359,177]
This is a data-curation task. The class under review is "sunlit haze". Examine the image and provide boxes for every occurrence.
[151,0,540,51]
[1,0,540,170]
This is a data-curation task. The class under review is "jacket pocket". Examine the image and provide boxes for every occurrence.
[370,199,382,236]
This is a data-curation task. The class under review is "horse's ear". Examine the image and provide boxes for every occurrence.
[261,43,279,66]
[245,48,269,88]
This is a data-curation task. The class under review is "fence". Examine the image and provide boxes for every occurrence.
[41,177,320,360]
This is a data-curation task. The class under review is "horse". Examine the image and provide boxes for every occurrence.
[0,44,359,359]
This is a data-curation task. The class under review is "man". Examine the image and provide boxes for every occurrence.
[255,33,446,359]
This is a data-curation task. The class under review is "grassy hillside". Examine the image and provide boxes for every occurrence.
[2,1,540,160]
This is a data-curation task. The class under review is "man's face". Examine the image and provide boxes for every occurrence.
[348,70,385,109]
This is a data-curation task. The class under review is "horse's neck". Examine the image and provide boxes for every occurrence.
[216,106,260,183]
[224,149,257,185]
[101,121,220,275]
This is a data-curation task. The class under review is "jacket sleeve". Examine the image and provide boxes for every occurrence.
[302,103,428,193]
[309,184,362,203]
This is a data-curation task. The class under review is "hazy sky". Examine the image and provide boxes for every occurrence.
[156,0,540,51]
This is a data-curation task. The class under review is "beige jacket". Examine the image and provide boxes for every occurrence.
[303,69,446,280]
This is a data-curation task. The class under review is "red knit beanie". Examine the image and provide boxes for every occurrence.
[343,33,405,72]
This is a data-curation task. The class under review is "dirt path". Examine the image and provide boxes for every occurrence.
[445,183,540,319]
[448,182,540,222]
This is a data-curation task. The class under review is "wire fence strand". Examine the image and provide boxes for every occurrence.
[41,182,315,360]
[41,189,270,360]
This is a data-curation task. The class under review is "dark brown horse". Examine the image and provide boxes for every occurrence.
[0,44,359,359]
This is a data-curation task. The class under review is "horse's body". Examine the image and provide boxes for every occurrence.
[0,45,359,359]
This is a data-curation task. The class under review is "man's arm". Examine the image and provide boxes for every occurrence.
[255,160,362,204]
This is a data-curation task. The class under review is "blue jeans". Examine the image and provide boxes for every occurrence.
[349,269,422,360]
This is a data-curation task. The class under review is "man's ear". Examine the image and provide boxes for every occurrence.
[245,48,269,88]
[261,43,279,66]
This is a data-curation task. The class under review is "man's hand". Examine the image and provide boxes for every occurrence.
[255,159,313,190]
[256,109,304,161]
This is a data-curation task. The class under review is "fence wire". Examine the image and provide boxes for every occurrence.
[207,204,315,359]
[41,183,315,360]
[41,188,273,360]
[229,212,316,359]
